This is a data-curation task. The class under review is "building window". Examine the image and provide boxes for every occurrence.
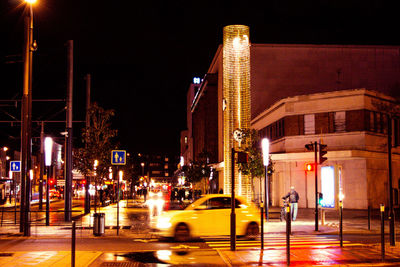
[184,136,188,144]
[164,164,168,169]
[369,111,375,132]
[304,114,315,135]
[165,157,169,162]
[334,111,346,133]
[165,172,169,177]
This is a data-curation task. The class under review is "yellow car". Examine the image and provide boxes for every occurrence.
[150,194,260,241]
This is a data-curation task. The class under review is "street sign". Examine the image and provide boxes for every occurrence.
[111,150,126,165]
[57,179,65,186]
[10,161,21,172]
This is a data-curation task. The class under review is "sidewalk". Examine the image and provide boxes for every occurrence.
[1,201,400,266]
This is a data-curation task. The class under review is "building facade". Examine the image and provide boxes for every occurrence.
[180,43,400,209]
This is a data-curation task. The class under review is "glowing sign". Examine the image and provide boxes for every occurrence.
[193,77,201,84]
[321,166,335,208]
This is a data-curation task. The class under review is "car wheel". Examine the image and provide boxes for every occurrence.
[246,222,259,240]
[174,223,190,242]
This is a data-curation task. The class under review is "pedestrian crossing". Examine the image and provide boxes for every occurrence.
[205,235,364,249]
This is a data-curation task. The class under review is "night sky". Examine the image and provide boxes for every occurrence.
[1,0,398,156]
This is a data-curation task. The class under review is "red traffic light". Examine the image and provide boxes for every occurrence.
[82,180,86,185]
[305,163,314,171]
[49,179,55,185]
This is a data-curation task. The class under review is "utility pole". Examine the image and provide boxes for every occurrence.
[84,74,91,214]
[65,40,73,222]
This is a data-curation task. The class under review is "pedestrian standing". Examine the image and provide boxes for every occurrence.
[283,186,299,221]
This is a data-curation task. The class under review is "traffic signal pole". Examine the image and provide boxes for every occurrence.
[65,40,73,222]
[314,141,318,232]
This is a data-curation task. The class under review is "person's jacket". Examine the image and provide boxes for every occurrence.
[283,190,299,203]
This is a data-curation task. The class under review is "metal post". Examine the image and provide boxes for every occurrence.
[339,200,343,247]
[117,166,120,236]
[265,166,269,221]
[39,122,44,210]
[65,40,73,222]
[71,221,76,267]
[387,118,395,246]
[46,166,50,226]
[260,201,264,250]
[230,148,236,251]
[314,141,319,231]
[286,205,291,265]
[84,74,91,215]
[380,204,385,261]
[368,206,371,231]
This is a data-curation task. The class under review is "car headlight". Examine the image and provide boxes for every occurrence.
[157,217,172,229]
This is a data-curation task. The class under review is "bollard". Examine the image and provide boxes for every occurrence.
[260,201,264,250]
[71,221,76,267]
[380,204,385,262]
[339,200,343,247]
[286,205,291,265]
[368,206,371,231]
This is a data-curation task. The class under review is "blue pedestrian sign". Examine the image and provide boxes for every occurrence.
[111,150,126,165]
[10,161,21,172]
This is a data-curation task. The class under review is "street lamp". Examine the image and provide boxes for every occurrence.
[20,0,38,237]
[44,137,53,226]
[261,138,270,221]
[141,162,145,176]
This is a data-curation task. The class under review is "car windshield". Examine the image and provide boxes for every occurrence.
[185,196,242,210]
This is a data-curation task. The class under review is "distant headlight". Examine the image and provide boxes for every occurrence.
[157,191,162,197]
[157,217,172,229]
[149,191,154,197]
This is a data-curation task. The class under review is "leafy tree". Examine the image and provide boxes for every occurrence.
[74,102,118,182]
[237,129,274,200]
[185,150,212,192]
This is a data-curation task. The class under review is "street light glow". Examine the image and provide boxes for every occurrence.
[44,137,53,166]
[24,0,37,4]
[261,138,270,167]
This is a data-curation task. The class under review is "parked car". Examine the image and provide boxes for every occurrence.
[49,189,61,199]
[150,194,260,241]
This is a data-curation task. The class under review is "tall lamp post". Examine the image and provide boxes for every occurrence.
[44,137,53,226]
[261,138,270,221]
[20,0,37,237]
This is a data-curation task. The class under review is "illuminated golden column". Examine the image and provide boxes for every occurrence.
[223,25,251,200]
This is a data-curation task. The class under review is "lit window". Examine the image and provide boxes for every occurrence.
[184,136,188,144]
[165,172,169,177]
[165,157,169,162]
[304,114,315,135]
[164,164,168,169]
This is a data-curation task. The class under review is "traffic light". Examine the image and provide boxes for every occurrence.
[82,180,86,185]
[318,192,323,205]
[319,143,328,164]
[305,163,314,172]
[236,151,248,163]
[305,143,314,151]
[49,179,55,185]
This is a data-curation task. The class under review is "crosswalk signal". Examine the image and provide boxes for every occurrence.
[319,143,328,164]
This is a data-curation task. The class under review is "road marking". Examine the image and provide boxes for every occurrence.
[205,236,364,249]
